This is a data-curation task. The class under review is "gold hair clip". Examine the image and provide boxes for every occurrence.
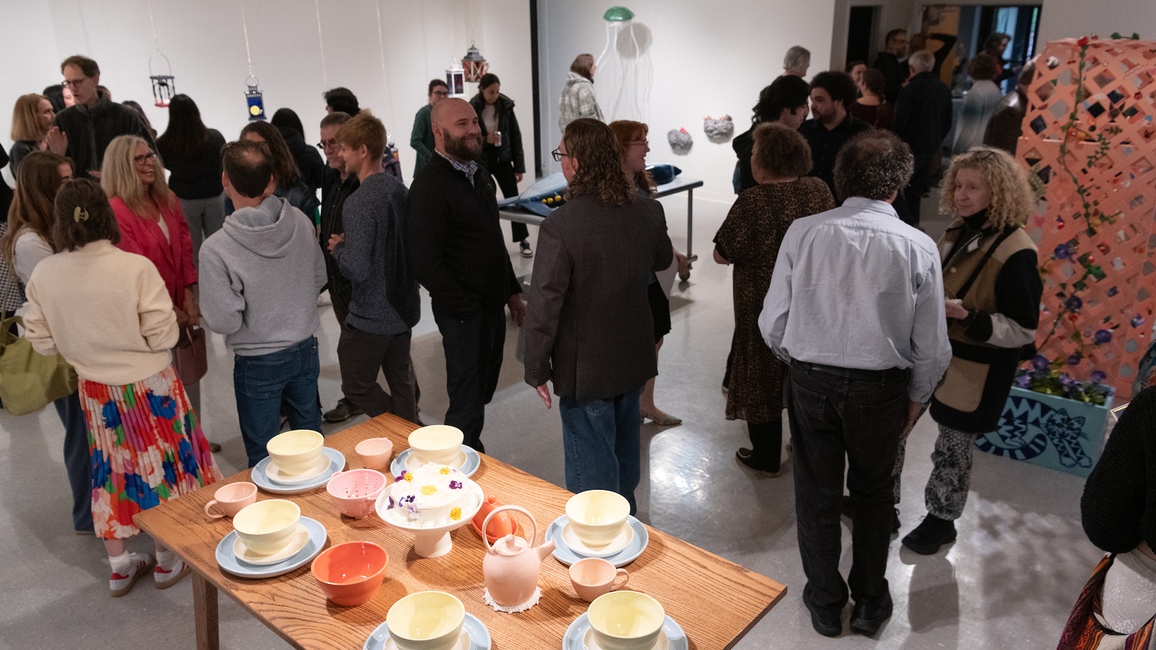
[73,206,89,223]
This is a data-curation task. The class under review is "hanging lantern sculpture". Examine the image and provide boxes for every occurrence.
[445,64,466,98]
[245,75,265,121]
[148,53,175,107]
[461,43,489,83]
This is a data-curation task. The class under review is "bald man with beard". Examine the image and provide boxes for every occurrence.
[407,98,524,452]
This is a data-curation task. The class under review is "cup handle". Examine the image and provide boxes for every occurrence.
[612,568,629,591]
[204,500,224,519]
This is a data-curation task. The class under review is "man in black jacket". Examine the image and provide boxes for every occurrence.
[873,29,909,103]
[798,71,872,198]
[408,98,524,452]
[54,55,154,180]
[893,50,954,227]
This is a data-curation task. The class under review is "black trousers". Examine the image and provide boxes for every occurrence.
[488,159,529,243]
[747,417,783,471]
[433,305,507,453]
[337,323,417,422]
[788,361,910,613]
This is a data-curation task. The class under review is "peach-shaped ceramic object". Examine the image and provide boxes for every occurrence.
[311,541,388,606]
[471,495,519,545]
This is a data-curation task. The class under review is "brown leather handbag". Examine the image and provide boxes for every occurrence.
[172,325,207,385]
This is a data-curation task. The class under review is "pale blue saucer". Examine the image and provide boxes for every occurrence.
[545,515,649,567]
[253,447,345,495]
[363,612,491,650]
[214,516,326,579]
[563,613,687,650]
[390,447,480,478]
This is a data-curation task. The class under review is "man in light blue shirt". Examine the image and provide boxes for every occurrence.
[758,130,952,638]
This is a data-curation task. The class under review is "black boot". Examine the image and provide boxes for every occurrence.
[901,514,957,555]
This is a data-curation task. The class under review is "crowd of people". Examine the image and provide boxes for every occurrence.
[0,39,1143,647]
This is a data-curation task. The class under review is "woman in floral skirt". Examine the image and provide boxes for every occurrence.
[24,179,221,597]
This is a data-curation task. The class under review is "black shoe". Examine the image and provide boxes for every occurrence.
[735,448,781,476]
[803,594,842,637]
[520,240,534,258]
[849,592,893,635]
[323,398,363,423]
[901,514,957,555]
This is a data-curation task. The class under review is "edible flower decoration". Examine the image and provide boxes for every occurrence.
[450,507,462,521]
[449,480,462,490]
[386,496,395,510]
[396,471,412,482]
[439,467,450,475]
[421,485,438,495]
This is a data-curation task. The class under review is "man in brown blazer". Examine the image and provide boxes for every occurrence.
[522,119,673,515]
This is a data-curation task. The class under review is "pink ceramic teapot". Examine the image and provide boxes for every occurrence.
[481,505,556,609]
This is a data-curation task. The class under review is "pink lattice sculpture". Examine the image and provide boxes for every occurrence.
[1018,37,1156,401]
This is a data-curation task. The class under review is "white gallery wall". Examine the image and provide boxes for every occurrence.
[537,0,837,203]
[0,0,533,188]
[1037,0,1156,45]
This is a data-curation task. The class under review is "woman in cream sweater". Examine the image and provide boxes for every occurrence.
[24,179,221,598]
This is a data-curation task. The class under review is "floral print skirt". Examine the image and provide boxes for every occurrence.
[79,365,221,540]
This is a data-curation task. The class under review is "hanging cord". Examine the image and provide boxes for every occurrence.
[314,0,328,88]
[374,0,391,95]
[240,0,254,78]
[145,0,160,54]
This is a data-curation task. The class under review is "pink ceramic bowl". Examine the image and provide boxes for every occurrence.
[326,469,387,519]
[311,541,388,606]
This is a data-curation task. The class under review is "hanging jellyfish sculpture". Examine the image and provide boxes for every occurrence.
[594,6,653,124]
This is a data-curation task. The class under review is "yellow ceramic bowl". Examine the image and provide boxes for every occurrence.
[566,490,630,548]
[407,425,464,467]
[266,430,324,476]
[386,591,465,650]
[233,499,301,556]
[588,591,665,650]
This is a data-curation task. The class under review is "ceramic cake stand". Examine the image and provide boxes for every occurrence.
[374,483,484,558]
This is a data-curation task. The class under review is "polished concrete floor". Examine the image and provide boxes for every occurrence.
[0,191,1104,649]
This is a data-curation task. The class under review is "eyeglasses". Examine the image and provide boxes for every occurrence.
[62,77,89,88]
[431,89,450,97]
[317,139,339,151]
[627,140,649,147]
[551,148,572,162]
[134,152,158,165]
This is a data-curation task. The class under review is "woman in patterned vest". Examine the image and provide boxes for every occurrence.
[896,147,1043,554]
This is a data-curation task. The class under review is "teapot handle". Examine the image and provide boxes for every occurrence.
[481,505,537,553]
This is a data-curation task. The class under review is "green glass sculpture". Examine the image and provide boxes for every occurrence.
[603,6,634,21]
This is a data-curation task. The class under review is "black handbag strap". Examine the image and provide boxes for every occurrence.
[954,227,1017,302]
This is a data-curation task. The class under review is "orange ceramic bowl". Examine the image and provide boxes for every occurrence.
[311,541,388,606]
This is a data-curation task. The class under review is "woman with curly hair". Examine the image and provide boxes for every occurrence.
[522,118,673,514]
[24,179,221,596]
[607,119,690,427]
[896,146,1043,554]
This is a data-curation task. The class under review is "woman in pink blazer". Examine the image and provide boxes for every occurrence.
[101,135,214,449]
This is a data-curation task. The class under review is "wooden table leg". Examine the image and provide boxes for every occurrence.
[193,573,220,650]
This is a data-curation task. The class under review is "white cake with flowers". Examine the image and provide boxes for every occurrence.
[380,463,480,527]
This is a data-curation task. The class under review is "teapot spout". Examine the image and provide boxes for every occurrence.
[536,540,557,560]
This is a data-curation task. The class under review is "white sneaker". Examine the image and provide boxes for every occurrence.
[110,552,155,597]
[520,241,533,258]
[154,558,191,590]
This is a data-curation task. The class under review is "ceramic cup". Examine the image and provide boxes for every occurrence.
[233,499,301,556]
[311,541,388,606]
[588,591,665,650]
[386,591,465,650]
[566,490,630,548]
[355,437,394,471]
[326,469,388,519]
[569,558,630,602]
[407,425,464,467]
[204,482,258,519]
[266,429,324,476]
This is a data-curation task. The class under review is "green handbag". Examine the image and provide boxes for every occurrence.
[0,316,78,416]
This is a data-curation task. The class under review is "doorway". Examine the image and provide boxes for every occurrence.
[846,6,878,67]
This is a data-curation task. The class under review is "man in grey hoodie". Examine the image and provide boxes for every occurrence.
[199,139,327,467]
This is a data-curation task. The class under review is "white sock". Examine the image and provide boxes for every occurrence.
[109,552,131,576]
[156,549,176,570]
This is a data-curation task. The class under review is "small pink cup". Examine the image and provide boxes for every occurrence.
[204,482,258,519]
[569,557,629,602]
[327,469,388,519]
[355,438,394,471]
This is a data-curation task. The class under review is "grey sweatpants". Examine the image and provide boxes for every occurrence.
[179,193,226,265]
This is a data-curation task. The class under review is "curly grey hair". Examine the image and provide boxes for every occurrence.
[834,130,914,202]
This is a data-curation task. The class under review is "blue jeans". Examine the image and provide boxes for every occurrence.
[55,391,93,532]
[233,337,324,467]
[788,361,910,612]
[559,385,644,516]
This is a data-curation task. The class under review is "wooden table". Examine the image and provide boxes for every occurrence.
[135,415,785,650]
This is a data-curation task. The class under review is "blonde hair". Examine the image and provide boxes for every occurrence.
[11,94,47,141]
[100,135,175,215]
[940,147,1034,229]
[607,120,655,194]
